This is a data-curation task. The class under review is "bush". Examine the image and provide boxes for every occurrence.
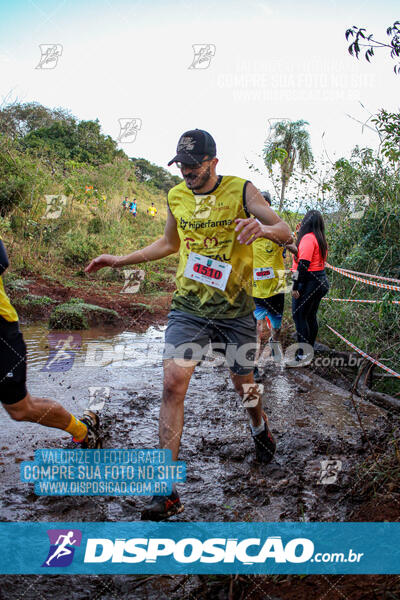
[62,231,99,266]
[87,216,103,234]
[320,146,400,395]
[49,300,120,329]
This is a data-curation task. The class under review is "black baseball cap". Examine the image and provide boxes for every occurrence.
[168,129,217,166]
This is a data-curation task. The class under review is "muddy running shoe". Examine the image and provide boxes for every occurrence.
[285,352,313,368]
[253,365,262,382]
[141,490,184,521]
[73,410,102,449]
[252,413,276,464]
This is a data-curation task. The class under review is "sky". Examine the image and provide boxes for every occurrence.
[0,0,399,199]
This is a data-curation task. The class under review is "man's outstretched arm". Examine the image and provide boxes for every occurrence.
[235,183,293,246]
[85,207,180,273]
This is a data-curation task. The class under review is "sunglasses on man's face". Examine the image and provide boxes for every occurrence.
[176,159,210,170]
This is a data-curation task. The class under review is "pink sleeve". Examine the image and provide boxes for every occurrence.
[297,234,316,262]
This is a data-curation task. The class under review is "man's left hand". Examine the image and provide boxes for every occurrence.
[235,218,265,245]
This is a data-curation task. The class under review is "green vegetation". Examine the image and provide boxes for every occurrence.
[260,112,400,396]
[318,138,400,395]
[49,300,120,330]
[0,101,179,297]
[130,157,181,194]
[13,294,56,308]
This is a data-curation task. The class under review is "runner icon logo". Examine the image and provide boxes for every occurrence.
[349,195,370,219]
[177,136,195,151]
[42,529,82,567]
[41,333,82,373]
[117,118,142,143]
[242,383,263,408]
[88,387,111,412]
[319,459,342,485]
[188,44,216,70]
[43,195,67,219]
[35,44,63,69]
[192,195,216,219]
[121,269,145,294]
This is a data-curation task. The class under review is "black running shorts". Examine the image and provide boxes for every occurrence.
[0,317,28,405]
[163,309,257,375]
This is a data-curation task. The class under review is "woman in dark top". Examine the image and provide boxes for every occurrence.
[290,210,329,365]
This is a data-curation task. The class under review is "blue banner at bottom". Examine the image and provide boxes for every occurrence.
[0,522,398,574]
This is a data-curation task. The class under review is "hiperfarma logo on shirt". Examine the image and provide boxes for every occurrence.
[192,195,216,219]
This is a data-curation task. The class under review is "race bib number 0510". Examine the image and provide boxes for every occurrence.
[184,252,232,291]
[253,267,275,280]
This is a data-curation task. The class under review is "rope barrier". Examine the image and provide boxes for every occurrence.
[326,263,400,292]
[326,325,400,379]
[334,266,400,284]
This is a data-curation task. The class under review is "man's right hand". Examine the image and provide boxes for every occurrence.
[85,254,119,273]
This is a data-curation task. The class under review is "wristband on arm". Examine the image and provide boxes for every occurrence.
[292,259,310,291]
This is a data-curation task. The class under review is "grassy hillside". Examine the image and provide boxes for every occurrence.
[1,181,178,295]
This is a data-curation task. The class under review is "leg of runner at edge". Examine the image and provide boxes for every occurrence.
[3,393,101,449]
[0,240,101,449]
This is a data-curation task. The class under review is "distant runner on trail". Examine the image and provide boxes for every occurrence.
[85,129,293,520]
[147,202,157,217]
[290,210,330,366]
[130,199,137,217]
[0,238,101,448]
[252,191,287,379]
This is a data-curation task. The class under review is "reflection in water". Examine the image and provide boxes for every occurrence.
[21,323,166,370]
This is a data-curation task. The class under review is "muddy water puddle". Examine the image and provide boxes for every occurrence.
[0,323,391,527]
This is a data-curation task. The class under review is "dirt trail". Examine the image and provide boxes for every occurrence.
[0,324,395,599]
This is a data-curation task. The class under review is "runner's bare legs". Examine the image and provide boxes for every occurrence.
[230,371,263,426]
[160,359,196,461]
[4,393,73,429]
[159,360,263,461]
[255,320,281,365]
[255,319,268,364]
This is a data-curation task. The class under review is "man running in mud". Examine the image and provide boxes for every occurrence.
[86,129,292,520]
[0,237,101,447]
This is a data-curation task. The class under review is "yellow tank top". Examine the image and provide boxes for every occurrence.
[168,176,254,319]
[252,237,286,299]
[0,237,18,322]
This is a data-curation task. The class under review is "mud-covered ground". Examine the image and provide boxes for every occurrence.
[0,324,398,599]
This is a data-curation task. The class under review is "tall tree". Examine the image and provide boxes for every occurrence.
[263,119,313,211]
[0,102,73,138]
